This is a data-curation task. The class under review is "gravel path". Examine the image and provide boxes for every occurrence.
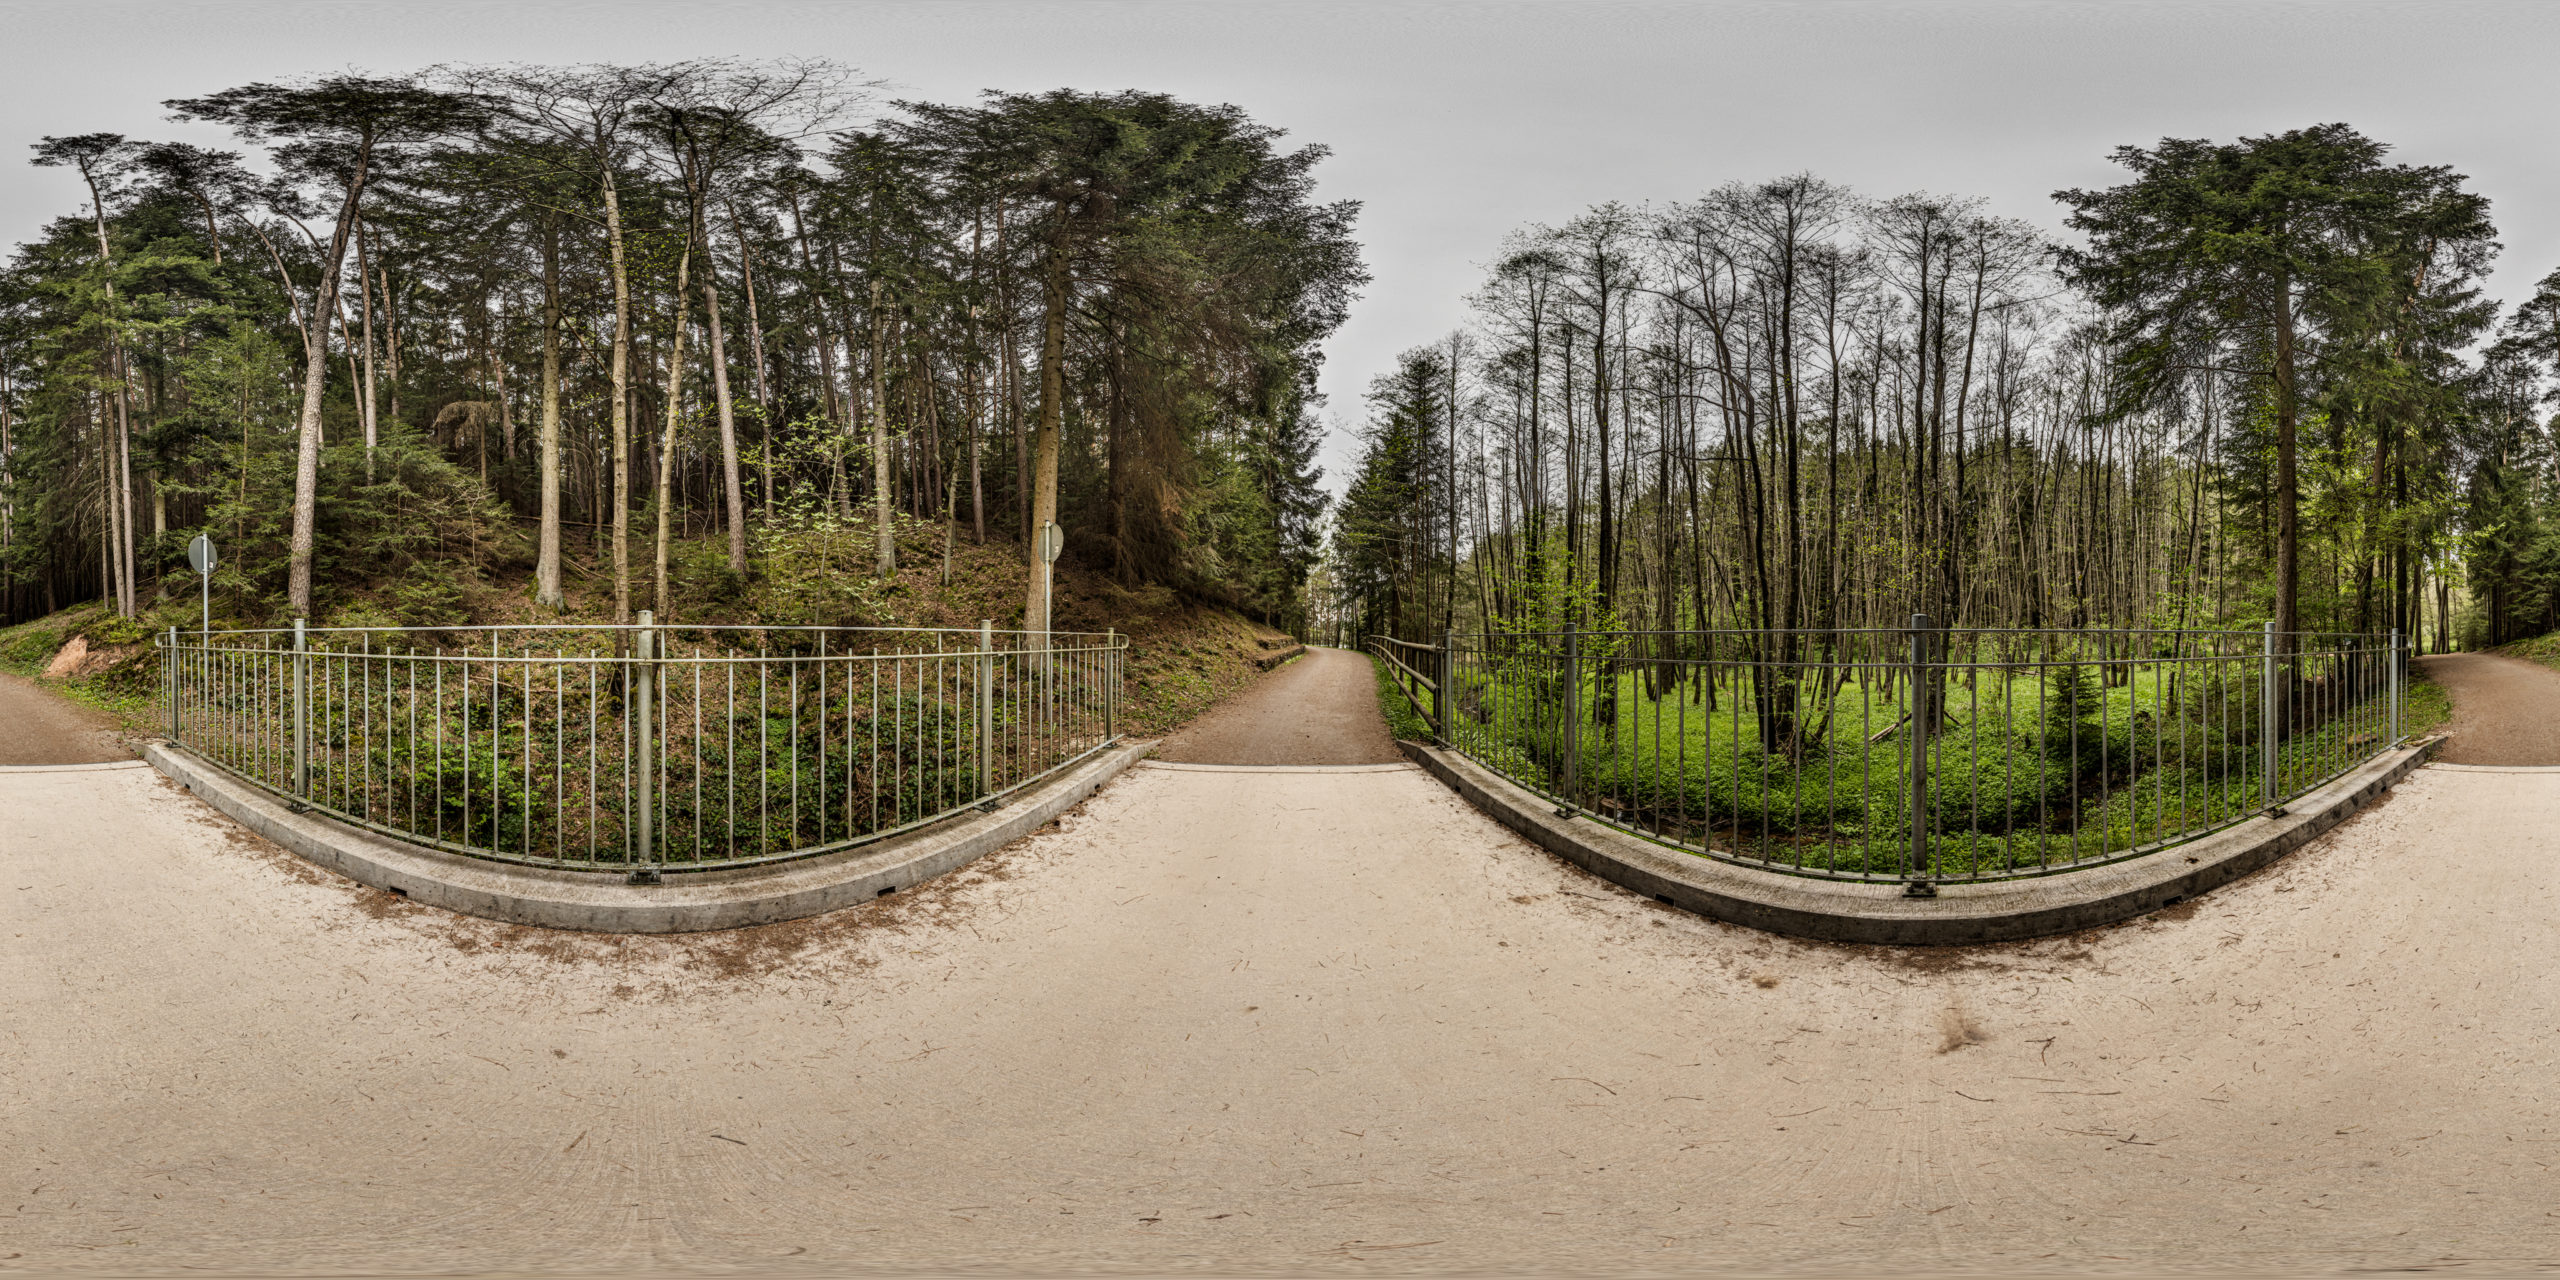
[2417,651,2560,765]
[8,739,2558,1271]
[1153,645,1400,765]
[0,670,130,765]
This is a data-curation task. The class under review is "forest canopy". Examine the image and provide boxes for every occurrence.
[1325,125,2560,653]
[0,61,1360,632]
[8,81,2559,657]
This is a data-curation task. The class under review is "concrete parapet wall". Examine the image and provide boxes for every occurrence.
[1401,735,2439,945]
[146,739,1151,934]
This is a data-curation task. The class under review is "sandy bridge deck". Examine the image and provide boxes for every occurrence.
[3,646,2558,1273]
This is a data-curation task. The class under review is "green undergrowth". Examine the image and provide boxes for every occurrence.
[1445,655,2432,879]
[2402,670,2453,740]
[1369,651,1431,742]
[2492,631,2560,674]
[1,517,1302,746]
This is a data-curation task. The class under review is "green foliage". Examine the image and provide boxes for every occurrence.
[740,498,901,628]
[1448,653,2400,879]
[177,421,518,626]
[1332,346,1451,641]
[0,606,96,673]
[2035,663,2103,762]
[1369,652,1430,742]
[89,613,152,646]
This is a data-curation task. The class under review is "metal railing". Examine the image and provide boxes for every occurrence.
[1372,618,2406,889]
[159,614,1126,877]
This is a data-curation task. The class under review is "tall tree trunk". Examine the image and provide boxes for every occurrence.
[2271,266,2300,646]
[536,215,565,611]
[488,345,514,460]
[784,187,851,515]
[76,164,138,617]
[728,198,776,520]
[383,268,402,433]
[654,242,693,616]
[1024,220,1069,636]
[968,208,987,545]
[869,278,896,575]
[701,259,747,577]
[1446,331,1461,634]
[603,166,635,624]
[285,156,371,619]
[356,218,380,483]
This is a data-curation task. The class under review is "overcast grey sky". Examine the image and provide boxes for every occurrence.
[5,0,2553,491]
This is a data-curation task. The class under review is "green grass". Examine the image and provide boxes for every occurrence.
[2492,631,2560,674]
[1447,653,2417,879]
[2402,671,2452,739]
[1370,653,1431,742]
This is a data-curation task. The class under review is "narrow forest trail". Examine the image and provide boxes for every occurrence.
[2419,651,2560,765]
[1153,645,1400,766]
[4,651,2558,1273]
[0,670,128,766]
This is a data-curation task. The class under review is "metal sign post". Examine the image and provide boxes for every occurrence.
[1037,521,1065,645]
[186,534,217,639]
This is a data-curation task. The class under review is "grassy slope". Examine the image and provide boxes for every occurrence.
[0,514,1298,742]
[0,600,163,728]
[2491,631,2560,673]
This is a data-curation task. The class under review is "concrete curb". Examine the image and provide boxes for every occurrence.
[0,759,146,775]
[146,738,1153,934]
[1400,735,2440,946]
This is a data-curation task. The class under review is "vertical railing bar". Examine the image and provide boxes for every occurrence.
[292,618,309,801]
[1905,614,1933,897]
[871,651,882,833]
[788,659,799,849]
[980,621,995,802]
[759,653,771,858]
[727,649,737,862]
[816,632,828,846]
[2262,621,2279,816]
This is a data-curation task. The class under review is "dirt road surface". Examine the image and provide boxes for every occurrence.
[1154,645,1400,765]
[6,654,2559,1272]
[2419,651,2560,765]
[0,670,129,765]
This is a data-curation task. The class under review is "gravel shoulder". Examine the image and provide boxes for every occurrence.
[1152,645,1400,765]
[2416,651,2560,764]
[0,670,132,765]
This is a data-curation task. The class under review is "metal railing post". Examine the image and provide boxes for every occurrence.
[292,617,309,800]
[2261,620,2281,816]
[1905,613,1935,896]
[1437,629,1453,746]
[2388,628,2402,747]
[1559,623,1580,816]
[633,610,657,881]
[979,619,995,797]
[166,626,179,740]
[1105,627,1119,741]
